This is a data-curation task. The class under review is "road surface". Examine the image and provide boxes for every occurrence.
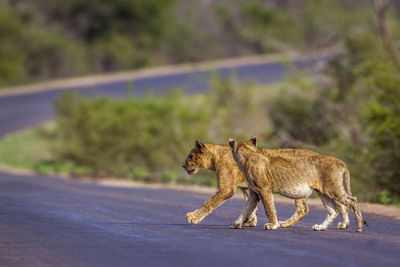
[0,57,399,266]
[0,172,399,266]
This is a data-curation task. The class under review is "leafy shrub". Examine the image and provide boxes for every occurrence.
[207,76,258,141]
[363,62,400,202]
[266,77,340,147]
[53,90,211,176]
[161,171,181,184]
[378,190,391,205]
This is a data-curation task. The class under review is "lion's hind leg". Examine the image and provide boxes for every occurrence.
[335,201,350,229]
[244,208,258,227]
[279,199,309,228]
[337,195,365,232]
[231,189,260,229]
[240,187,258,227]
[313,193,339,231]
[324,181,365,232]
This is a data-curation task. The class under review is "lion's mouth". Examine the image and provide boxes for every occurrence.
[182,163,198,175]
[186,168,196,175]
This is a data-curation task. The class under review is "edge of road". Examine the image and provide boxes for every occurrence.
[0,49,334,98]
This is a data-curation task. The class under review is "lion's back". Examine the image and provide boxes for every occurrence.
[249,152,348,190]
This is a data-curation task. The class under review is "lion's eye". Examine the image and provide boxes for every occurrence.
[189,154,193,160]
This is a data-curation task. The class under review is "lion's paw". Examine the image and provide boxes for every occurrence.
[230,221,244,229]
[337,222,349,230]
[264,222,279,230]
[244,216,257,227]
[185,209,205,224]
[312,224,327,231]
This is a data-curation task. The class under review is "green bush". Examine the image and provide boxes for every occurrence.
[363,63,400,202]
[378,190,391,205]
[130,167,150,181]
[266,77,340,147]
[161,171,181,184]
[331,26,400,202]
[207,76,258,141]
[53,90,211,176]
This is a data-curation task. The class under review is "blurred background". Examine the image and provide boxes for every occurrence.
[0,0,399,204]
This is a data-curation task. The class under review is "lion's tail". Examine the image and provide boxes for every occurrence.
[343,168,352,196]
[343,168,369,226]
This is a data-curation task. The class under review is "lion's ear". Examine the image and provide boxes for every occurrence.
[250,136,257,147]
[195,140,201,148]
[195,140,206,150]
[228,138,237,152]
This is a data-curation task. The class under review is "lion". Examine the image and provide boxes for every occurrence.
[182,140,350,229]
[229,137,367,232]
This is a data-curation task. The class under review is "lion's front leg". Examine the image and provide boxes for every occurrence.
[185,209,204,224]
[186,188,235,224]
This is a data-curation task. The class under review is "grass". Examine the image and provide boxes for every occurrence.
[0,124,93,176]
[0,124,53,170]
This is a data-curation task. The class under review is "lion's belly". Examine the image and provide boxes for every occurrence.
[277,185,313,199]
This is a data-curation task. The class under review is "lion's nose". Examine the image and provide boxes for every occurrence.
[182,164,185,168]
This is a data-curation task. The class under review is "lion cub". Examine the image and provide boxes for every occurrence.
[182,140,350,229]
[229,137,366,232]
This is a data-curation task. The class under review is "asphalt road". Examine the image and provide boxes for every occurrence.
[0,57,400,266]
[0,172,399,267]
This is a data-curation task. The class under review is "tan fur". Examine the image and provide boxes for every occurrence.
[182,140,349,229]
[229,137,366,232]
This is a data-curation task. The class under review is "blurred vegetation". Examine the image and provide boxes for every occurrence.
[52,90,210,177]
[0,0,383,88]
[0,0,174,86]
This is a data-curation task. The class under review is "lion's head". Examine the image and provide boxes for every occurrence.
[228,136,258,166]
[228,136,258,153]
[182,140,212,175]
